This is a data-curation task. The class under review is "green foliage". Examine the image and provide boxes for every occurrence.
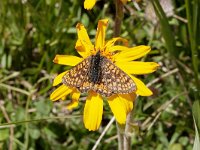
[0,0,199,149]
[193,101,200,150]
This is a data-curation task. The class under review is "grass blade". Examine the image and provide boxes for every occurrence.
[151,0,177,57]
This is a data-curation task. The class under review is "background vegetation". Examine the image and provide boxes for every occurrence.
[0,0,199,149]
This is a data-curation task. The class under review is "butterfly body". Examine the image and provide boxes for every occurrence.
[88,51,102,84]
[62,51,136,97]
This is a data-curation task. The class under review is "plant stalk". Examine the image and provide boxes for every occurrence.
[114,0,124,37]
[114,0,127,149]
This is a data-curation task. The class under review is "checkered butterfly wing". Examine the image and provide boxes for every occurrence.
[62,56,93,93]
[96,57,136,97]
[62,55,136,97]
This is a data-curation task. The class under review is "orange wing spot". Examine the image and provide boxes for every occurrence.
[118,86,122,91]
[121,78,125,83]
[111,75,115,79]
[94,84,98,89]
[113,86,117,91]
[116,79,120,82]
[109,64,114,70]
[103,89,107,93]
[75,78,78,82]
[90,82,93,87]
[113,82,117,87]
[99,83,104,89]
[116,69,119,74]
[83,81,90,87]
[122,85,125,89]
[77,80,81,85]
[97,83,104,92]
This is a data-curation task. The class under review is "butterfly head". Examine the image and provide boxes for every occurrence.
[93,48,114,62]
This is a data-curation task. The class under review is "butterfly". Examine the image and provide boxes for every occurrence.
[62,51,136,97]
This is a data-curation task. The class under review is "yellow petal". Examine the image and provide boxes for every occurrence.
[130,75,153,96]
[116,61,159,75]
[75,23,94,58]
[113,46,151,62]
[107,96,127,124]
[50,84,73,101]
[107,93,136,124]
[67,101,78,110]
[108,45,130,52]
[53,55,83,66]
[67,89,81,110]
[53,71,68,86]
[83,91,103,131]
[61,96,67,100]
[84,0,96,10]
[117,93,136,113]
[71,89,81,101]
[95,19,109,50]
[75,40,90,58]
[104,37,128,52]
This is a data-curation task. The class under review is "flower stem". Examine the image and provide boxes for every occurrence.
[114,0,126,149]
[124,93,138,150]
[124,113,133,150]
[116,122,124,150]
[114,0,124,37]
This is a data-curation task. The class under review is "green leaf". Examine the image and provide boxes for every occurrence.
[169,143,182,150]
[192,100,200,150]
[29,128,41,140]
[193,117,200,150]
[81,13,89,27]
[151,0,177,57]
[35,100,52,116]
[0,129,9,141]
[192,101,200,134]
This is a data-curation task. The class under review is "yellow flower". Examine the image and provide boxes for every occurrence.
[84,0,131,10]
[50,19,159,131]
